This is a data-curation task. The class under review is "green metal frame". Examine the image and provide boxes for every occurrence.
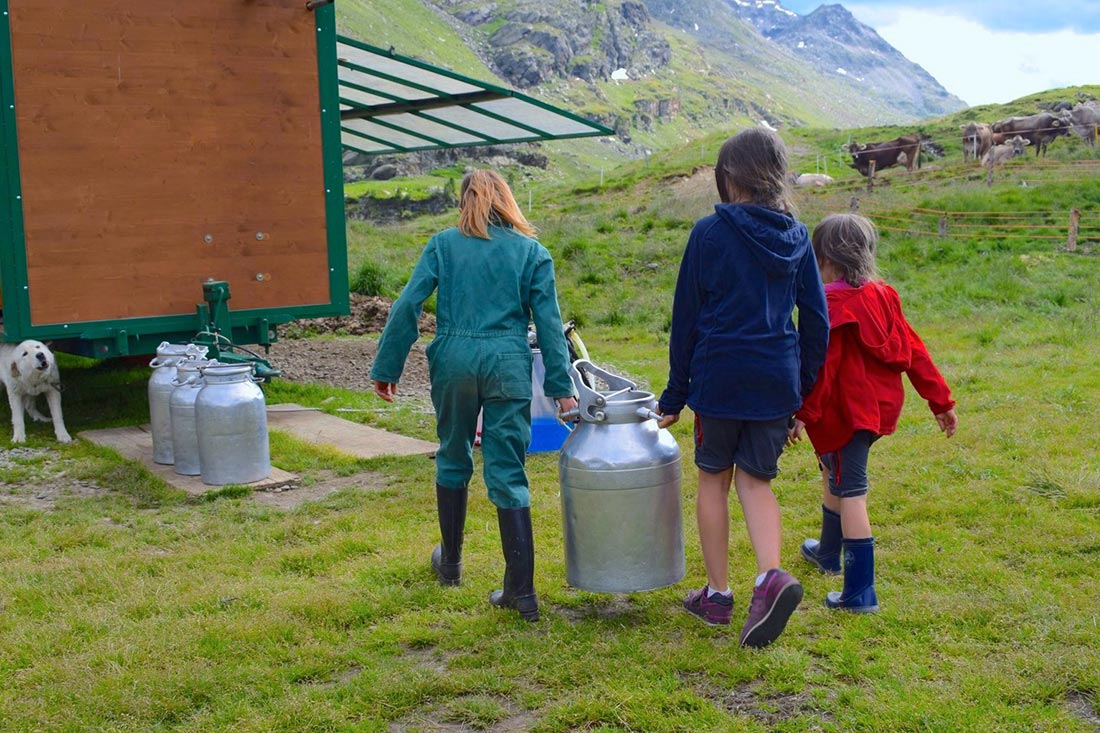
[337,35,615,156]
[0,2,350,358]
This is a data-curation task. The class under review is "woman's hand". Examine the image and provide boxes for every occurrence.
[935,408,958,438]
[373,380,397,403]
[556,396,579,422]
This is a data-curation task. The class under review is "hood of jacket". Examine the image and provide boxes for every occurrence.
[829,281,911,370]
[714,203,810,277]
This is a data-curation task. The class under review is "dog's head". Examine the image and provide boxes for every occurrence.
[9,339,55,380]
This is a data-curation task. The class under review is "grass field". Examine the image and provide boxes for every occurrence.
[2,131,1100,731]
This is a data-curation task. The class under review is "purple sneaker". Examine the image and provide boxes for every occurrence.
[739,569,803,649]
[682,585,734,626]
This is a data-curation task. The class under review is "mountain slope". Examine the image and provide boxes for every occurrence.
[339,0,966,170]
[648,0,965,119]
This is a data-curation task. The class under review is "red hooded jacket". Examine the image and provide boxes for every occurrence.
[796,280,955,455]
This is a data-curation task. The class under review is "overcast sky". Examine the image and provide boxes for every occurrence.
[777,0,1100,106]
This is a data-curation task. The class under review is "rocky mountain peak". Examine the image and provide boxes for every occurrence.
[720,1,966,117]
[438,0,671,88]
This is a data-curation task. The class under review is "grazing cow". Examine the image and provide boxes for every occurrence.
[981,135,1030,166]
[846,134,922,176]
[1066,102,1100,149]
[794,173,834,187]
[991,113,1070,157]
[960,122,994,163]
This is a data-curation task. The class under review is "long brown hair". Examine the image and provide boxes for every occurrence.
[457,169,535,239]
[714,127,795,214]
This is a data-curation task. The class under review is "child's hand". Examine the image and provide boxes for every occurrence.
[787,418,805,446]
[935,408,958,438]
[655,407,679,429]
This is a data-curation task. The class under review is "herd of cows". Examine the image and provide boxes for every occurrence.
[814,100,1100,182]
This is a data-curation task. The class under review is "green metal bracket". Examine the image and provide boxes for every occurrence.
[191,280,281,381]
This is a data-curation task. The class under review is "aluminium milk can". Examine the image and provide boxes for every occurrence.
[169,358,218,476]
[148,342,208,464]
[558,359,684,593]
[195,363,271,486]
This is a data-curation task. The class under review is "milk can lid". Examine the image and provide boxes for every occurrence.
[200,363,254,377]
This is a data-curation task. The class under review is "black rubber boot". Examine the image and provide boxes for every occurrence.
[488,506,539,621]
[431,484,468,586]
[825,537,879,613]
[800,504,842,575]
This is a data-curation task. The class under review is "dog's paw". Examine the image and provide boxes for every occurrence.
[11,434,26,444]
[56,432,73,444]
[31,414,50,423]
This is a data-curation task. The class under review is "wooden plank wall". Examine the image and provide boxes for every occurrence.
[8,0,333,324]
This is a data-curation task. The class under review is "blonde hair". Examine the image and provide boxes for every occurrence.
[811,213,879,286]
[457,169,535,239]
[714,127,795,214]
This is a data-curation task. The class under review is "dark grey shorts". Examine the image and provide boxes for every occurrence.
[818,431,879,498]
[693,414,790,480]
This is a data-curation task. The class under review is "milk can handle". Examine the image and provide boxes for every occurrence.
[568,359,636,424]
[635,407,662,422]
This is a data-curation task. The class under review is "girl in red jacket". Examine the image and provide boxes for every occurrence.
[789,214,958,613]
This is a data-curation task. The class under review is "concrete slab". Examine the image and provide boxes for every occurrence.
[78,425,299,496]
[266,403,437,459]
[78,405,435,496]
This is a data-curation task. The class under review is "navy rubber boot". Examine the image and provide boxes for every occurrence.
[800,504,842,575]
[825,537,879,613]
[489,506,539,621]
[431,484,468,586]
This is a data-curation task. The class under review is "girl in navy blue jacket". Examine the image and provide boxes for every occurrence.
[657,128,829,648]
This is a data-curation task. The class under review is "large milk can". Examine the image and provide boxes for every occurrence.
[169,358,218,476]
[558,360,684,593]
[148,342,208,464]
[195,363,271,486]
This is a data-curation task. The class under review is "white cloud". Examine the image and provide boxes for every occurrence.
[848,5,1100,106]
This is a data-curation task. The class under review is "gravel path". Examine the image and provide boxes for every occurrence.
[266,294,434,400]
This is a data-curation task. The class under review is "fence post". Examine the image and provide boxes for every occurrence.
[986,154,995,187]
[849,196,859,213]
[1067,208,1080,252]
[938,213,948,237]
[866,159,875,194]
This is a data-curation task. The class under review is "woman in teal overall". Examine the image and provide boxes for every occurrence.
[370,169,578,622]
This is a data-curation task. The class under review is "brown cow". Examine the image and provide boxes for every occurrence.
[846,134,922,176]
[991,113,1070,157]
[960,122,993,163]
[981,135,1030,166]
[1066,102,1100,149]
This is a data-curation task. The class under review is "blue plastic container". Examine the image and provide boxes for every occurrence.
[528,348,571,453]
[530,416,572,453]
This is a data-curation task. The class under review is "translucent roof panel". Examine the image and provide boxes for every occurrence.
[336,36,613,155]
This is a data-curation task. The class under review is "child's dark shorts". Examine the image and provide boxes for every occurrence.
[693,414,790,480]
[818,430,880,498]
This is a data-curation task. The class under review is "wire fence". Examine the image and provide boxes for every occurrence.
[792,157,1100,250]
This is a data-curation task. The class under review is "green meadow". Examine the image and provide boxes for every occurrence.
[1,125,1099,731]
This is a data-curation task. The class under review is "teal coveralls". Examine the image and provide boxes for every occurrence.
[369,225,574,509]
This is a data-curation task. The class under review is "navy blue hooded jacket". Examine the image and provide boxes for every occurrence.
[658,203,829,421]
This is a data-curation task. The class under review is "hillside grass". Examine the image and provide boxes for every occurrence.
[3,122,1100,730]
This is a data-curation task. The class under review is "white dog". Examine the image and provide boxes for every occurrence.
[0,340,72,444]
